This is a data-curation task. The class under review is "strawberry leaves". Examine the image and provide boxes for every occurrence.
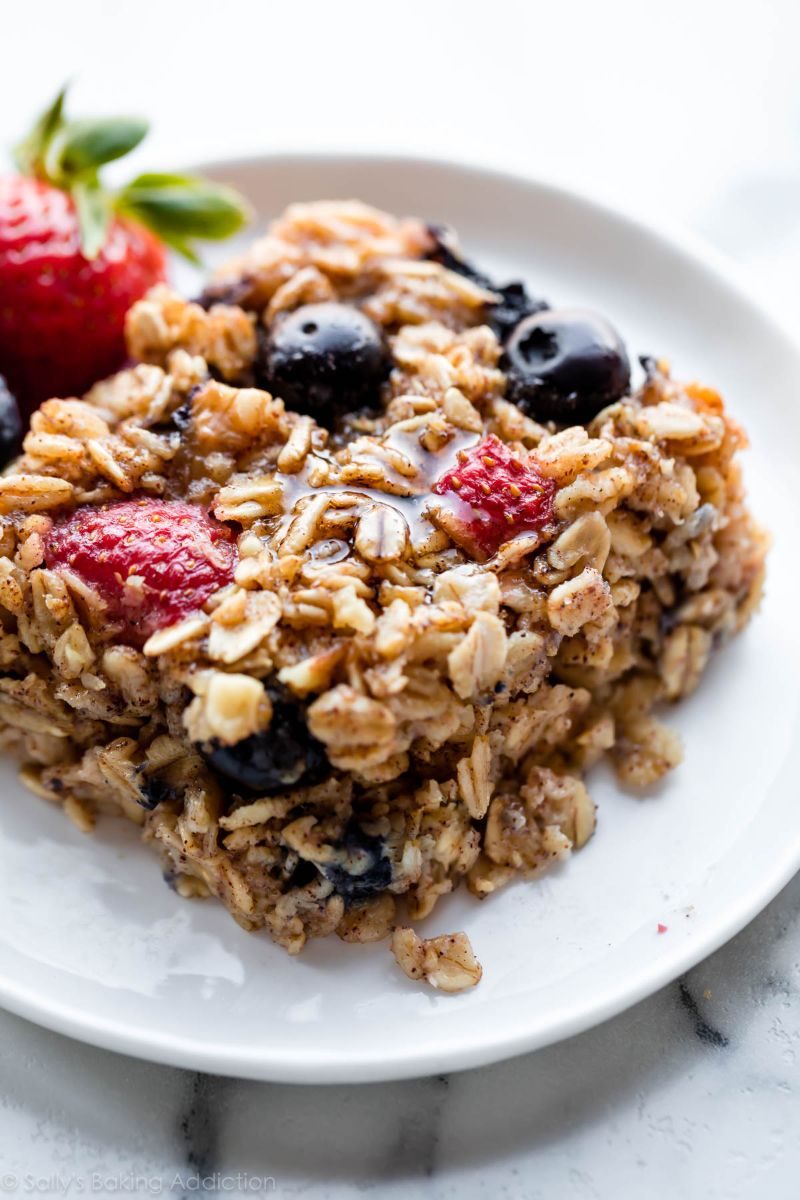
[55,117,149,174]
[13,86,249,261]
[12,85,69,178]
[116,174,251,264]
[71,179,111,260]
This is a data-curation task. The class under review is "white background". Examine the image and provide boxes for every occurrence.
[2,1,800,1196]
[4,0,800,325]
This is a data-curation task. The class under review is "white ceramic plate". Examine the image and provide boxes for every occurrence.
[0,155,798,1084]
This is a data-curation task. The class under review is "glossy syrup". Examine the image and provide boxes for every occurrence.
[275,425,480,553]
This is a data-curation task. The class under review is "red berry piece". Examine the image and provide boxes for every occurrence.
[45,499,237,644]
[0,176,166,412]
[432,434,557,556]
[1,87,249,413]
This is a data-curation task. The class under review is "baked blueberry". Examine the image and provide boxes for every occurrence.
[195,277,255,311]
[320,826,392,906]
[0,375,22,469]
[425,222,493,288]
[504,308,630,425]
[170,397,194,432]
[258,302,389,422]
[138,776,177,811]
[489,281,549,342]
[205,685,329,795]
[425,223,547,341]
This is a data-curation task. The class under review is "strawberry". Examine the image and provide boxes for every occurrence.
[432,434,557,556]
[0,176,166,412]
[45,498,237,645]
[0,87,249,414]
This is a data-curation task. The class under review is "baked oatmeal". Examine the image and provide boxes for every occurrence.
[0,201,766,989]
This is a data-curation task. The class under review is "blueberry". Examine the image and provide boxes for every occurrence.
[319,826,392,906]
[0,375,22,469]
[163,864,182,892]
[504,308,630,425]
[425,223,494,288]
[489,281,549,342]
[138,776,177,811]
[258,302,389,423]
[204,685,329,795]
[170,398,194,432]
[195,277,255,311]
[425,223,547,341]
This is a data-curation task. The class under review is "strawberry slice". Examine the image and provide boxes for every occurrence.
[46,498,236,644]
[432,434,556,555]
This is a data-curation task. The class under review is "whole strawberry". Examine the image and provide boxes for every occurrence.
[1,87,249,414]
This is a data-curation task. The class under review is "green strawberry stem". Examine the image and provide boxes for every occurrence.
[13,85,250,261]
[116,174,250,265]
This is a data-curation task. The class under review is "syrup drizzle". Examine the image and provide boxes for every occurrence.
[274,426,480,553]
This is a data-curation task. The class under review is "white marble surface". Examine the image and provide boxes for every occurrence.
[2,0,800,1195]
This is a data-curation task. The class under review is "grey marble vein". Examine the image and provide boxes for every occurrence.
[177,1073,224,1182]
[676,980,730,1049]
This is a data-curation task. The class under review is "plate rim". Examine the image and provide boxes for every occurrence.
[1,149,797,1084]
